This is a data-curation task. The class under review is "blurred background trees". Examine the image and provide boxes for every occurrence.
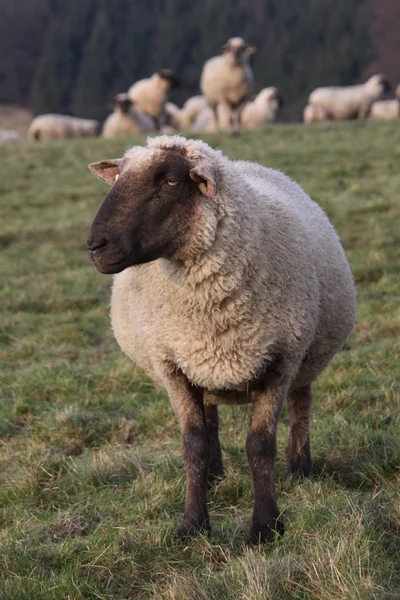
[0,0,398,121]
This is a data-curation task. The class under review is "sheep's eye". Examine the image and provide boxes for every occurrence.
[166,178,178,186]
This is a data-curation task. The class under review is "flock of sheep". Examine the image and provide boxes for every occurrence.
[17,36,400,141]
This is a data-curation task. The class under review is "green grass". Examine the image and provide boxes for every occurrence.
[1,123,399,599]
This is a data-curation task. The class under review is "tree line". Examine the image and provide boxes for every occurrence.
[0,0,398,121]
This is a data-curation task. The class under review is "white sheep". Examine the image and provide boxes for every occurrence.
[0,129,25,143]
[28,114,100,141]
[241,87,284,129]
[87,135,356,543]
[200,37,256,134]
[307,74,390,121]
[369,99,400,121]
[164,96,209,132]
[303,104,329,124]
[127,69,180,127]
[191,104,231,133]
[102,94,155,138]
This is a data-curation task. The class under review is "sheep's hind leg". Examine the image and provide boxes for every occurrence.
[205,404,224,485]
[286,384,313,479]
[165,370,210,539]
[246,379,286,543]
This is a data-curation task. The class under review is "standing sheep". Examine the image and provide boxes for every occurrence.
[200,37,256,134]
[307,74,390,121]
[241,87,284,129]
[127,70,180,128]
[87,135,356,543]
[28,114,100,141]
[102,94,155,138]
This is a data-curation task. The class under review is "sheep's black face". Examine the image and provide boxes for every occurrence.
[87,153,201,274]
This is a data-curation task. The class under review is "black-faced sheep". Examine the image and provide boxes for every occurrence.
[87,135,356,543]
[127,70,180,128]
[200,37,256,135]
[102,94,156,138]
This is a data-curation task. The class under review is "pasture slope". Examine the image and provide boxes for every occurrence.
[0,123,399,600]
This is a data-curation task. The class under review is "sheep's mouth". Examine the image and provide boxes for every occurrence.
[88,252,132,275]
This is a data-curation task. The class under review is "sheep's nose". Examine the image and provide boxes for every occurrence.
[87,238,108,253]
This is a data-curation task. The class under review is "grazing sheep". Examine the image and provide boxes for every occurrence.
[241,87,284,129]
[28,114,100,141]
[102,94,155,138]
[303,104,329,124]
[307,74,391,121]
[200,37,256,134]
[87,135,356,543]
[127,70,180,127]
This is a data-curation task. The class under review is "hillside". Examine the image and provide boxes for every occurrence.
[0,124,399,599]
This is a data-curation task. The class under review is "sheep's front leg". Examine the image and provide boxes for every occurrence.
[246,381,286,543]
[165,370,210,539]
[286,384,313,478]
[205,404,224,485]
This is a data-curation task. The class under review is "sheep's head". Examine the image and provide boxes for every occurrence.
[366,74,391,97]
[158,69,180,90]
[111,93,132,114]
[221,37,256,66]
[87,138,220,274]
[256,87,284,109]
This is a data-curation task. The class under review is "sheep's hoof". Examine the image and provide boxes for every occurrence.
[247,519,284,544]
[176,517,211,541]
[287,453,313,481]
[207,463,225,488]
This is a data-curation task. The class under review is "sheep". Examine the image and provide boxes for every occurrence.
[102,94,156,138]
[192,104,231,133]
[241,87,284,129]
[200,37,256,134]
[164,96,210,132]
[303,103,329,124]
[28,114,100,141]
[307,74,391,121]
[369,86,400,121]
[0,129,25,143]
[86,135,356,543]
[127,69,180,128]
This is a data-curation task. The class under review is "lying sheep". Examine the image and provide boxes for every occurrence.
[307,74,390,121]
[0,129,25,143]
[192,104,231,133]
[87,135,356,543]
[241,87,283,129]
[28,114,100,141]
[102,94,155,138]
[127,70,180,128]
[303,104,329,124]
[200,37,256,134]
[164,96,209,132]
[369,99,400,121]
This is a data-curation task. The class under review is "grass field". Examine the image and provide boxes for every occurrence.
[1,123,399,599]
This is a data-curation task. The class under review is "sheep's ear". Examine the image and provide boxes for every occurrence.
[220,43,229,53]
[190,163,217,197]
[245,44,256,55]
[88,159,122,185]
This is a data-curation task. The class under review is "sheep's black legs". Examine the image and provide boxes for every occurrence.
[165,371,210,539]
[286,384,313,478]
[205,404,224,485]
[246,382,286,543]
